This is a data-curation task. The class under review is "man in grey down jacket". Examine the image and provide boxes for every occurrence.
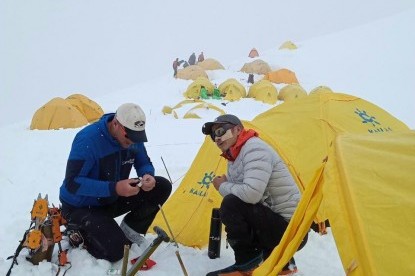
[202,114,307,276]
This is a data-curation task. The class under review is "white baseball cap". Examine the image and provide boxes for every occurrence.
[115,103,147,143]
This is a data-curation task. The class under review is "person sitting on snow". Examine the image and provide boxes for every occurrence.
[202,114,307,276]
[59,103,172,262]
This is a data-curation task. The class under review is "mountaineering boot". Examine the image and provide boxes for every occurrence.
[120,220,148,247]
[278,258,299,275]
[206,252,263,276]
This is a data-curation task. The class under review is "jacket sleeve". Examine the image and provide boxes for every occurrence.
[64,136,116,198]
[133,143,155,177]
[219,142,272,204]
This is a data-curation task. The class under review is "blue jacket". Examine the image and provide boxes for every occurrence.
[59,113,155,207]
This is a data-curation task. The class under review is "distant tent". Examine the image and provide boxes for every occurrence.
[184,77,215,99]
[263,69,299,84]
[65,94,104,123]
[162,99,204,115]
[240,59,272,75]
[248,80,278,104]
[183,103,226,119]
[309,86,333,95]
[279,41,298,50]
[218,78,246,101]
[278,84,307,102]
[197,58,225,70]
[248,48,259,58]
[177,65,208,80]
[30,97,88,130]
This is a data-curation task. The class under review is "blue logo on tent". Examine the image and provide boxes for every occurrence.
[355,108,380,127]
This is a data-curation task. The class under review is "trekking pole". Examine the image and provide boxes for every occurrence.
[120,244,130,276]
[158,204,189,276]
[161,156,173,183]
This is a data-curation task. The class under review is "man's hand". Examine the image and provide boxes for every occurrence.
[212,174,227,190]
[140,174,156,192]
[115,178,140,197]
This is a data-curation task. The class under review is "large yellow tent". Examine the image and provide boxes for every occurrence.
[263,69,299,84]
[177,65,208,80]
[30,97,89,130]
[240,59,272,75]
[197,58,225,70]
[248,79,278,104]
[66,94,104,122]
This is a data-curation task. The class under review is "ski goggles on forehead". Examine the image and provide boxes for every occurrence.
[210,124,235,140]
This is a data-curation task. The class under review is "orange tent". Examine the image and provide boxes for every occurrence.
[263,69,299,84]
[248,48,259,58]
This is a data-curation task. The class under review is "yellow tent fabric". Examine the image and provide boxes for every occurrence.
[30,97,88,130]
[66,94,104,122]
[279,40,298,50]
[263,69,299,84]
[248,80,278,104]
[309,85,333,95]
[324,131,415,276]
[177,65,208,80]
[253,165,325,275]
[252,92,409,222]
[240,59,272,75]
[278,84,307,101]
[197,58,225,70]
[183,103,225,119]
[219,78,246,99]
[184,77,215,99]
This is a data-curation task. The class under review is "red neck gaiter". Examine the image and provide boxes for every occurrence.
[221,129,258,161]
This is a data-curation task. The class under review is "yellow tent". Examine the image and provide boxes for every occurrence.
[183,103,226,119]
[162,99,204,115]
[218,78,246,100]
[248,79,278,104]
[263,69,299,84]
[30,97,89,130]
[240,59,272,75]
[184,77,215,99]
[177,65,208,80]
[197,58,225,70]
[279,40,298,50]
[278,84,307,101]
[309,85,333,95]
[323,131,415,276]
[66,94,104,122]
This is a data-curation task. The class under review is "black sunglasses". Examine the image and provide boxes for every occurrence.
[210,124,235,140]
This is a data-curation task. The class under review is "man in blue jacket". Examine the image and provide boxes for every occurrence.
[59,103,172,262]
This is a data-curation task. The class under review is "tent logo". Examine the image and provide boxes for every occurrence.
[354,108,393,133]
[189,171,216,197]
[354,108,380,127]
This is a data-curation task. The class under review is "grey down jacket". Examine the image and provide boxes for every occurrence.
[218,137,300,221]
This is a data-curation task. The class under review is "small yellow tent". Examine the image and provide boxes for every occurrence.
[279,40,298,50]
[184,77,215,99]
[183,103,226,119]
[240,59,272,75]
[248,48,259,58]
[309,85,333,95]
[177,65,208,80]
[248,80,278,104]
[278,84,307,101]
[263,69,299,84]
[30,97,88,130]
[197,58,225,70]
[218,78,246,100]
[66,94,104,122]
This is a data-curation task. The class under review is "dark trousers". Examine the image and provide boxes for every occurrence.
[220,194,307,268]
[62,176,172,262]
